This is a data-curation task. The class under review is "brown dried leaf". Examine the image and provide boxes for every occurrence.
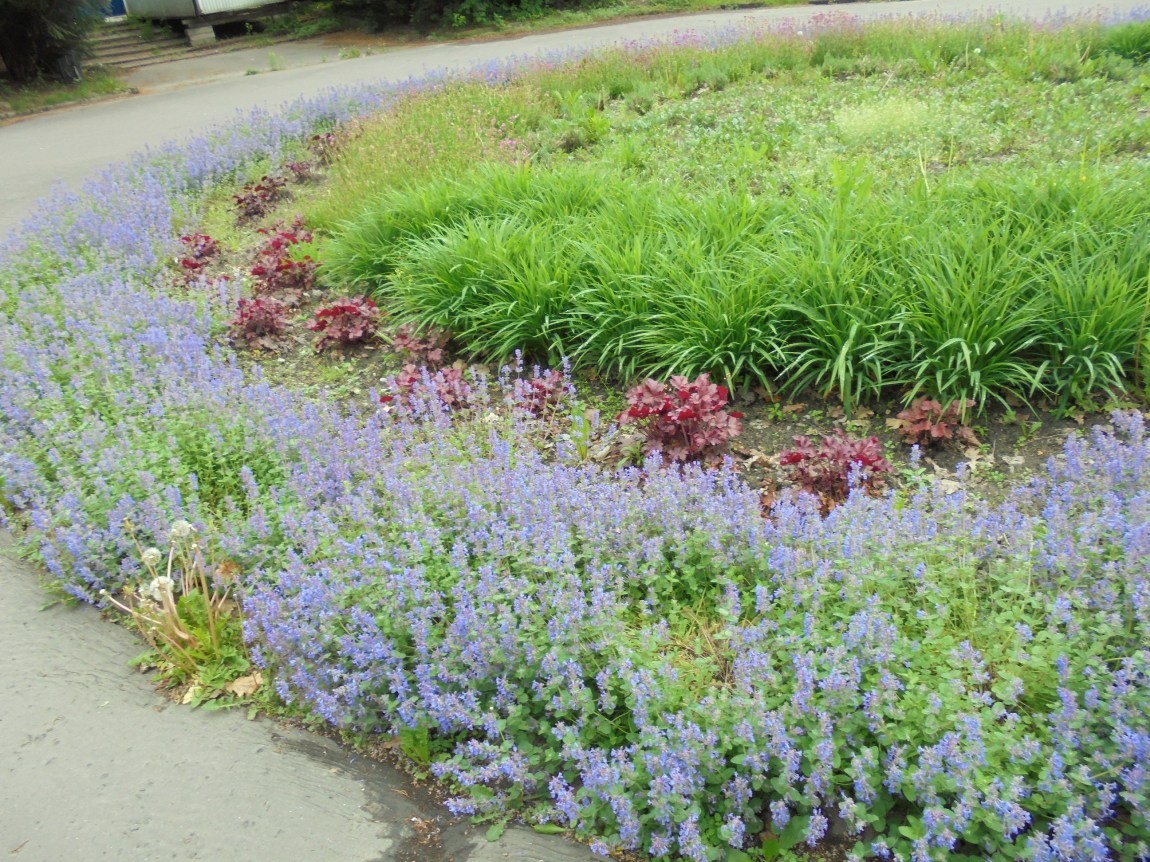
[215,559,242,583]
[782,403,807,415]
[225,672,264,697]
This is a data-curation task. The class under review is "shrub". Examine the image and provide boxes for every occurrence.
[230,297,290,347]
[307,296,380,351]
[512,368,569,418]
[285,160,314,183]
[391,324,451,369]
[0,0,103,82]
[382,363,474,412]
[250,217,317,297]
[234,174,288,221]
[179,233,220,273]
[332,0,555,30]
[889,397,979,448]
[779,430,893,505]
[618,373,743,462]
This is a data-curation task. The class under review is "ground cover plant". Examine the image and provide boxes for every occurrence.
[3,11,1150,862]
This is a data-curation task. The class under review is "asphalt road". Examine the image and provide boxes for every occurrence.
[0,1,1146,858]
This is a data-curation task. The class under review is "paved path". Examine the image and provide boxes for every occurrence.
[0,1,1145,858]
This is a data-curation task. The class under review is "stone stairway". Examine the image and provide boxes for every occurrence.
[87,20,198,70]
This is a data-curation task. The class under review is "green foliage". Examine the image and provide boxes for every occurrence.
[310,17,1150,412]
[1099,19,1150,63]
[330,0,560,31]
[326,159,1149,410]
[0,66,126,115]
[104,524,253,704]
[0,0,104,82]
[164,407,290,517]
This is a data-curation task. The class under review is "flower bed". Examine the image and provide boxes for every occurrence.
[2,14,1150,862]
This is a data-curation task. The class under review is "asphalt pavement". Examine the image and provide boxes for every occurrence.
[1,1,1146,858]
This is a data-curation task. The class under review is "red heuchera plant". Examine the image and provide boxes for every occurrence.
[307,296,380,351]
[250,217,317,297]
[618,373,743,462]
[285,160,314,183]
[229,297,289,347]
[381,364,473,411]
[391,324,451,369]
[234,174,288,221]
[513,369,569,418]
[779,430,893,506]
[179,233,219,272]
[890,397,979,448]
[309,132,342,165]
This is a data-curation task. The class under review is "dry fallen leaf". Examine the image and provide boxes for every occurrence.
[1001,455,1025,471]
[181,685,200,705]
[225,672,264,697]
[963,446,986,463]
[782,403,807,415]
[924,457,948,476]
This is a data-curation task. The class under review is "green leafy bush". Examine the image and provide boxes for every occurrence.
[0,0,103,81]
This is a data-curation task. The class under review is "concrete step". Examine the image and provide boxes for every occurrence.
[92,39,188,56]
[95,38,187,57]
[88,22,195,69]
[90,46,200,69]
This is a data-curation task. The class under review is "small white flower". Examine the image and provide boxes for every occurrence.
[141,547,163,568]
[143,576,175,603]
[169,519,195,541]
